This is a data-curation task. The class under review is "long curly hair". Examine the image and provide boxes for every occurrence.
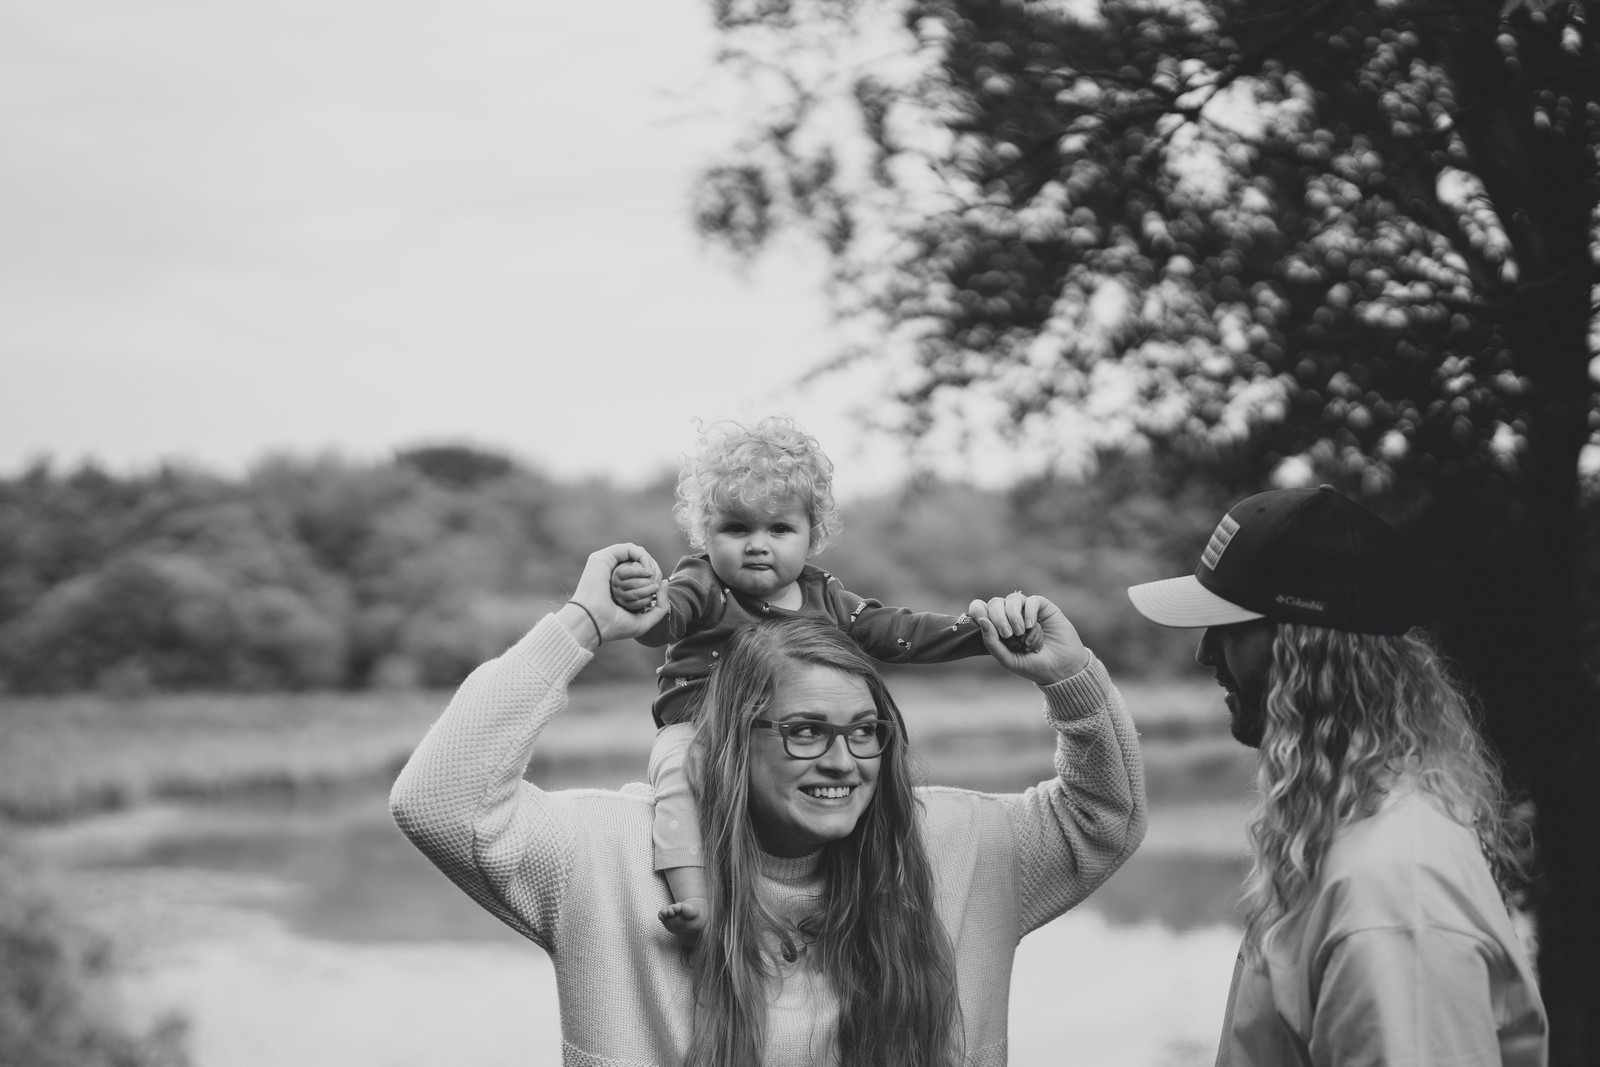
[674,416,843,553]
[1238,623,1530,960]
[684,615,961,1067]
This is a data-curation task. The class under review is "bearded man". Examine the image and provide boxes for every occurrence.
[1129,485,1547,1066]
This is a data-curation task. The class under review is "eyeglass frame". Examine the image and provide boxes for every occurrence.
[749,717,898,760]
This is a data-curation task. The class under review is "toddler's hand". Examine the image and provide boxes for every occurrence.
[1003,623,1044,655]
[610,559,662,614]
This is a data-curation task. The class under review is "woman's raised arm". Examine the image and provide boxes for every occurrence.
[388,544,670,947]
[968,593,1149,934]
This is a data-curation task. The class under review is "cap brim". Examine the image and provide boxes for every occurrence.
[1127,575,1265,629]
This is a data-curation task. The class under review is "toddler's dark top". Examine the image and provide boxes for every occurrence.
[637,554,988,726]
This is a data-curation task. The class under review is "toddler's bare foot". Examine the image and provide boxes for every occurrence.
[658,897,708,946]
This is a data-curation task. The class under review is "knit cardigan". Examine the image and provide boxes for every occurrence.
[389,616,1147,1066]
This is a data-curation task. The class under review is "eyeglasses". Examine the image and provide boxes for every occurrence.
[750,718,897,760]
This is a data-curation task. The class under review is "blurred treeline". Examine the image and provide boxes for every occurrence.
[0,443,1219,695]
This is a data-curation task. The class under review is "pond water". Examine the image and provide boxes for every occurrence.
[28,759,1254,1067]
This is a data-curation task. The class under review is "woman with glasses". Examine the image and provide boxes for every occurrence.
[390,543,1147,1067]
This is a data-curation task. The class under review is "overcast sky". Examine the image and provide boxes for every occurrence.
[1,0,944,499]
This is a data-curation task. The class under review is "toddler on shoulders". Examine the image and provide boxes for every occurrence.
[611,416,1017,943]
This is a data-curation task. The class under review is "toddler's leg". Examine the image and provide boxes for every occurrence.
[650,722,708,944]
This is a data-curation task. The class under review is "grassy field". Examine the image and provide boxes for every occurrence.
[0,666,1238,823]
[0,687,477,823]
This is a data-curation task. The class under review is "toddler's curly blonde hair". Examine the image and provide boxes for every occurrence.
[674,416,842,553]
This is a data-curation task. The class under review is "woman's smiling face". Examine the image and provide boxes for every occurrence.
[746,662,882,857]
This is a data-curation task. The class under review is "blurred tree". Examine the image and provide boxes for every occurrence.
[696,0,1599,1056]
[0,833,190,1067]
[0,455,686,694]
[395,444,517,489]
[0,551,345,693]
[3,552,241,693]
[0,460,194,627]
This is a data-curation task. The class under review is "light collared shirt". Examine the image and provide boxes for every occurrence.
[1216,789,1547,1067]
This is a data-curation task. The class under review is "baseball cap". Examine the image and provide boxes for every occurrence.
[1127,485,1412,634]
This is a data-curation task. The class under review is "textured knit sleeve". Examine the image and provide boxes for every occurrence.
[634,556,714,649]
[1006,657,1147,935]
[824,577,988,664]
[388,615,592,951]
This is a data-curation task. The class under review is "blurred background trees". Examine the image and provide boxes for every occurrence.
[693,0,1598,1059]
[0,451,654,693]
[0,447,1210,697]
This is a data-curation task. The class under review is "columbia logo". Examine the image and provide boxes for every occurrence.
[1201,515,1240,571]
[1275,594,1327,614]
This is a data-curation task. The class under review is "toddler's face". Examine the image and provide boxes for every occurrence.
[705,502,813,603]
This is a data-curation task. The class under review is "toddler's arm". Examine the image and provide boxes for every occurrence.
[824,579,991,664]
[626,555,717,649]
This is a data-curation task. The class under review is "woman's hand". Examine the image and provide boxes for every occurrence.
[968,592,1092,686]
[559,544,671,649]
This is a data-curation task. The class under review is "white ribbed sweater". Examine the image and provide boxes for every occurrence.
[390,616,1147,1066]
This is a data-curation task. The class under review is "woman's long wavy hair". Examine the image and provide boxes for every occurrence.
[683,615,961,1067]
[1239,623,1530,961]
